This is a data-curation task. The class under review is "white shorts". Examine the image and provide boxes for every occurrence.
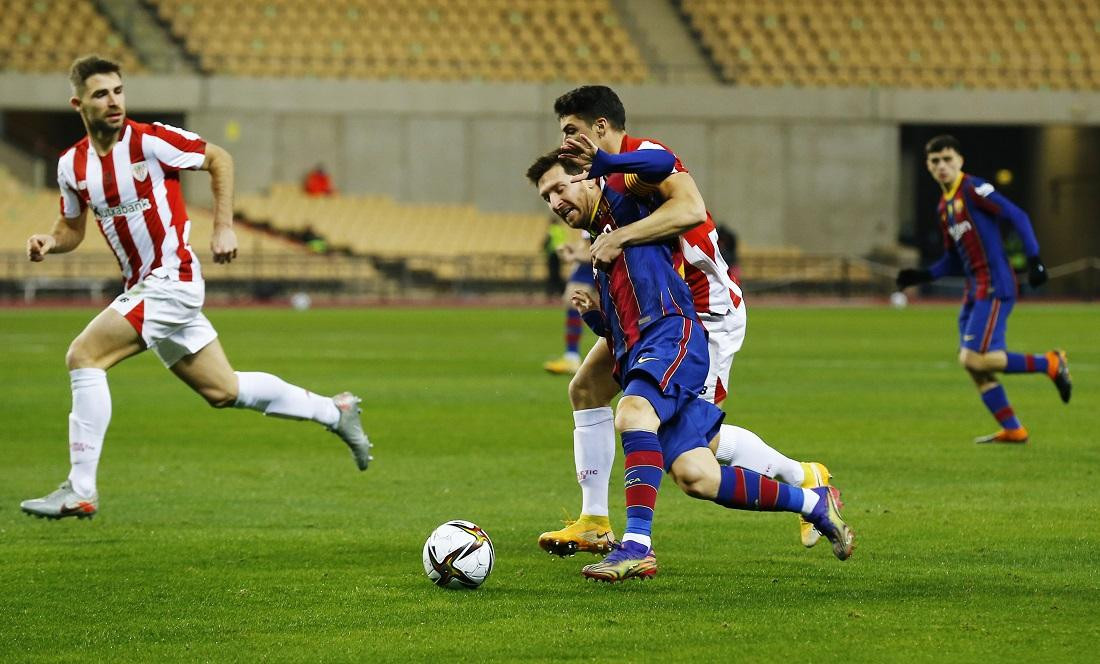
[108,272,218,368]
[699,306,747,405]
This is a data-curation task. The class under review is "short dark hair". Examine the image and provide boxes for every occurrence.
[554,85,627,131]
[69,55,121,94]
[526,150,582,186]
[925,134,961,155]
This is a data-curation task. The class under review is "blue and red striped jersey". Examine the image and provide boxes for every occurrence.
[581,149,699,364]
[928,173,1040,300]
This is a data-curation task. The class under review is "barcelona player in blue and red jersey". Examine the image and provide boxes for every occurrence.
[897,135,1072,444]
[528,144,853,582]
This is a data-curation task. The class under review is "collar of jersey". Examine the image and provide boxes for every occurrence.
[942,172,964,200]
[588,178,607,227]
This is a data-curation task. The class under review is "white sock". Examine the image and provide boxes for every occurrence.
[67,368,111,498]
[233,371,339,427]
[800,488,820,515]
[573,406,615,517]
[622,533,652,549]
[714,424,805,485]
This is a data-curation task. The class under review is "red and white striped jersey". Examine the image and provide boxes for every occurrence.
[58,119,207,288]
[617,134,743,316]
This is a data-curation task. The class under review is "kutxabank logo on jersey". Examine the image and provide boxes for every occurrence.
[93,198,152,220]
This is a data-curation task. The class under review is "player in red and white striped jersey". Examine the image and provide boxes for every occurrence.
[20,56,371,521]
[538,86,835,555]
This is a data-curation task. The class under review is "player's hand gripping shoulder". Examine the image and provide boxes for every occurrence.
[26,234,57,262]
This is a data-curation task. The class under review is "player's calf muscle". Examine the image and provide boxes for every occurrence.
[669,451,719,499]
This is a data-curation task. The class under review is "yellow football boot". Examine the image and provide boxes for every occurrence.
[538,514,615,556]
[542,355,581,375]
[799,462,831,548]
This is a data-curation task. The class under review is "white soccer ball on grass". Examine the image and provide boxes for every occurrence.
[422,520,495,589]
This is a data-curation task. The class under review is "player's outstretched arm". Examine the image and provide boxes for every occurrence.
[27,209,88,261]
[201,142,238,264]
[590,171,707,269]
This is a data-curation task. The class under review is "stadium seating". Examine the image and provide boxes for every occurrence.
[148,0,647,83]
[0,0,143,74]
[236,184,556,283]
[680,0,1100,90]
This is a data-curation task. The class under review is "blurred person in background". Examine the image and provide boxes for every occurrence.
[303,163,334,196]
[896,134,1072,445]
[543,232,596,375]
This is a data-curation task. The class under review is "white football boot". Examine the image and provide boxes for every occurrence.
[330,392,372,470]
[21,480,98,520]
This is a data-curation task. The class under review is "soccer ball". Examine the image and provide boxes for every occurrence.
[422,520,495,589]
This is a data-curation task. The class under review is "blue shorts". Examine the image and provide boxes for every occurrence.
[621,317,725,471]
[568,262,595,286]
[958,296,1014,352]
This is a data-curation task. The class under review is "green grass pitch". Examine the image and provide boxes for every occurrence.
[2,303,1098,661]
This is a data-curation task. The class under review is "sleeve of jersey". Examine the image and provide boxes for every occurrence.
[928,246,964,279]
[149,122,207,172]
[581,310,610,338]
[974,188,1041,257]
[57,162,84,219]
[588,148,676,197]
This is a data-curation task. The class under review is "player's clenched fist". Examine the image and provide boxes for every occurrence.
[211,226,239,264]
[27,234,56,262]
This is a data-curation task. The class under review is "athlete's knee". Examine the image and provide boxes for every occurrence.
[670,459,714,499]
[959,350,986,372]
[65,338,97,370]
[569,371,611,410]
[615,396,659,433]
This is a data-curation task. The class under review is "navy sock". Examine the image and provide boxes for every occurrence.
[621,430,663,540]
[980,384,1023,430]
[713,465,804,513]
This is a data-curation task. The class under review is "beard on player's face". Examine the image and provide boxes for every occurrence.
[555,188,592,228]
[84,110,123,135]
[80,97,126,136]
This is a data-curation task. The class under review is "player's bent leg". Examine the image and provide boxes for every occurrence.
[668,447,722,500]
[568,342,620,410]
[171,341,372,470]
[169,338,239,407]
[541,342,620,555]
[582,413,663,583]
[23,309,144,519]
[710,424,819,546]
[66,308,146,370]
[704,454,854,560]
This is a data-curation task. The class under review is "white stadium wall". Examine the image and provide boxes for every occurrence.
[2,73,1098,255]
